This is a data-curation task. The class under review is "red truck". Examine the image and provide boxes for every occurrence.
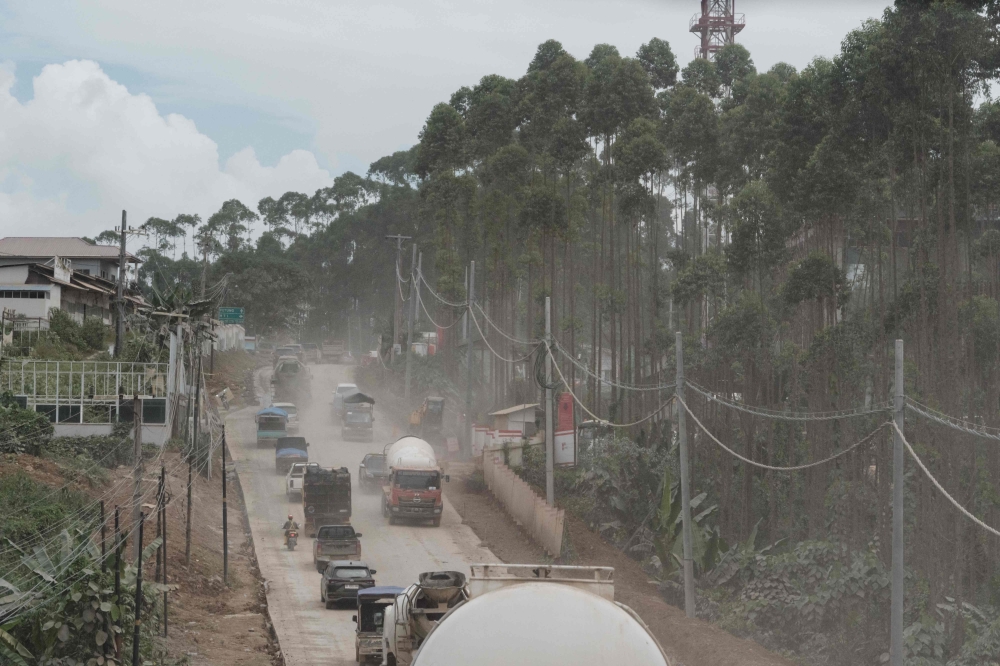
[380,437,449,527]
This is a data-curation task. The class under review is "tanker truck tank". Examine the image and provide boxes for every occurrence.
[381,436,449,526]
[411,564,671,666]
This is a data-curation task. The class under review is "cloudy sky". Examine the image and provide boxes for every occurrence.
[0,0,892,241]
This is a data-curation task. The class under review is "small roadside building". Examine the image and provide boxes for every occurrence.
[489,403,539,438]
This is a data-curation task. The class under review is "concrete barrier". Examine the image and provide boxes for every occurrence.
[483,451,565,558]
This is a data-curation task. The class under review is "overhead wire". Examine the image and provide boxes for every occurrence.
[474,303,538,345]
[905,398,1000,441]
[418,272,466,308]
[469,310,542,364]
[545,342,676,429]
[685,379,891,422]
[552,339,675,392]
[891,421,1000,539]
[678,394,890,472]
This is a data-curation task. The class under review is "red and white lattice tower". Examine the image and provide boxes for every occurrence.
[689,0,745,61]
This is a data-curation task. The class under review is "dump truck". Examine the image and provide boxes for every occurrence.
[272,355,309,403]
[406,564,671,666]
[380,571,469,666]
[381,437,448,527]
[275,436,309,475]
[302,465,352,537]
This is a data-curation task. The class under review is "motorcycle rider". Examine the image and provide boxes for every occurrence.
[282,514,299,545]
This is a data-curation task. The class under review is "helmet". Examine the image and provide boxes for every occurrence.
[288,514,293,520]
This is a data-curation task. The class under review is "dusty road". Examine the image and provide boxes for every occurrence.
[226,363,495,665]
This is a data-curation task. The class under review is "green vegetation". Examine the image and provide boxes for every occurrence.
[122,1,1000,662]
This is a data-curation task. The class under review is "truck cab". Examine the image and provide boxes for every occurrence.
[354,586,403,663]
[275,436,309,475]
[303,465,352,537]
[255,407,288,448]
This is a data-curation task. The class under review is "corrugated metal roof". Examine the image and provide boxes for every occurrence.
[0,237,136,261]
[489,403,540,416]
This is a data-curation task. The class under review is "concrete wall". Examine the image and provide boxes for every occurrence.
[483,452,565,557]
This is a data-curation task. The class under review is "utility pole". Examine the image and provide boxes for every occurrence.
[404,245,419,402]
[675,332,696,618]
[131,394,143,562]
[386,234,411,362]
[545,297,554,506]
[891,339,904,666]
[115,211,127,358]
[464,261,476,457]
[186,334,203,565]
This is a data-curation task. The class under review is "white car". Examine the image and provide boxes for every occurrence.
[272,402,299,433]
[286,462,308,499]
[332,383,358,415]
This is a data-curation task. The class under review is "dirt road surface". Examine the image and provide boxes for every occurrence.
[226,363,495,665]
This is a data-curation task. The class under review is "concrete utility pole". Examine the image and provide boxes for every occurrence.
[404,245,419,402]
[545,296,554,506]
[386,234,411,362]
[675,332,696,618]
[891,339,904,666]
[115,211,127,358]
[464,261,476,457]
[131,394,143,562]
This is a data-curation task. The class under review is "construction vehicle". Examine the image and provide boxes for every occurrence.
[408,397,445,442]
[381,437,448,527]
[275,436,309,475]
[272,355,309,403]
[408,564,671,666]
[302,465,352,537]
[255,407,287,448]
[381,571,469,666]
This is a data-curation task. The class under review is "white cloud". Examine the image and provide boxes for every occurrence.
[0,59,332,237]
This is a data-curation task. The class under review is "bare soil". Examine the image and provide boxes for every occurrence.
[445,469,797,666]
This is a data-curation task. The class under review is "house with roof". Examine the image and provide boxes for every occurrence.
[0,237,142,324]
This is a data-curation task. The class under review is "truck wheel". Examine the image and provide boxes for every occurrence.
[355,646,360,662]
[325,600,335,610]
[432,518,441,527]
[389,515,397,525]
[386,654,396,666]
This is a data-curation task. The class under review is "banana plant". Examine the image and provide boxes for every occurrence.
[649,465,729,578]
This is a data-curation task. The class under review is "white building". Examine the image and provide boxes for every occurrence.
[0,237,140,324]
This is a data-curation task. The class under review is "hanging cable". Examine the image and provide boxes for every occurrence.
[546,342,676,428]
[891,421,1000,539]
[417,289,460,330]
[905,399,1000,441]
[678,395,890,471]
[469,309,541,364]
[474,303,539,345]
[685,379,891,422]
[418,272,467,308]
[552,339,675,392]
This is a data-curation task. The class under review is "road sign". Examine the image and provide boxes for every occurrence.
[218,307,245,324]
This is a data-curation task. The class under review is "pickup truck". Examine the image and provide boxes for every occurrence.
[286,462,311,499]
[313,524,362,573]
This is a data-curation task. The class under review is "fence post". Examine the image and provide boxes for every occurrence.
[131,394,143,562]
[675,331,696,618]
[545,296,554,507]
[113,506,122,660]
[131,512,144,666]
[222,432,229,586]
[891,339,904,666]
[160,464,168,637]
[100,500,106,573]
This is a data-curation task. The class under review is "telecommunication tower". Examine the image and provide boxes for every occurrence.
[689,0,745,61]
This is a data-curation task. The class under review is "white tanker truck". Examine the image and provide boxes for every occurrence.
[381,436,448,526]
[381,564,671,666]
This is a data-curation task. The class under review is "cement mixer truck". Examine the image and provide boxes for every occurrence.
[380,437,449,527]
[405,564,671,666]
[380,570,469,666]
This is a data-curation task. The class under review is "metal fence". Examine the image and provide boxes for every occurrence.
[1,359,169,424]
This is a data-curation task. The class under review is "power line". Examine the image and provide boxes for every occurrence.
[546,342,676,429]
[419,273,466,309]
[469,310,541,364]
[474,303,538,345]
[891,421,1000,539]
[685,380,891,422]
[905,399,1000,441]
[678,395,890,472]
[552,339,675,393]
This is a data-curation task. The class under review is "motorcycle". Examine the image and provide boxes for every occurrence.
[286,529,298,551]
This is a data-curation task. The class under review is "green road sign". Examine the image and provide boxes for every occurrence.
[219,307,245,324]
